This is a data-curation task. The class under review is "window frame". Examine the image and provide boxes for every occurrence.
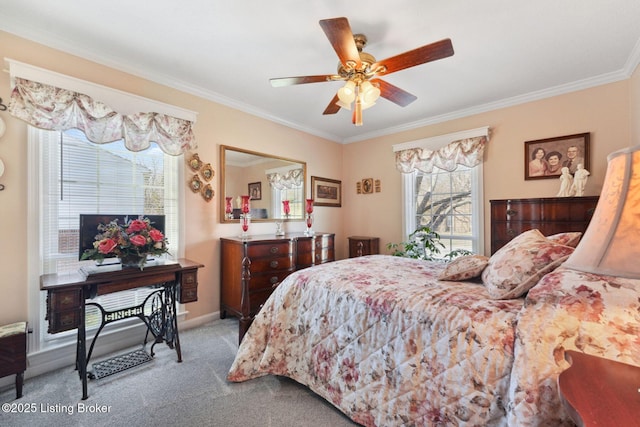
[401,159,484,256]
[27,127,185,351]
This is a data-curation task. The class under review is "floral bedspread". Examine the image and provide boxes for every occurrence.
[228,256,524,426]
[507,267,640,425]
[227,256,640,426]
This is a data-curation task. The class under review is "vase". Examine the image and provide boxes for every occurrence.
[120,254,147,269]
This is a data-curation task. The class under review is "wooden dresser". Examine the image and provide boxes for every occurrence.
[220,232,335,342]
[490,196,599,254]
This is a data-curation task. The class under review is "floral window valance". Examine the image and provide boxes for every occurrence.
[395,135,488,174]
[266,168,304,190]
[9,77,196,156]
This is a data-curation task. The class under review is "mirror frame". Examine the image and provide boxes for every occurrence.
[219,145,307,223]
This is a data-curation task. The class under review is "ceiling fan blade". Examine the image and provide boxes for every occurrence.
[373,38,454,75]
[372,79,417,107]
[270,75,334,87]
[323,94,341,115]
[319,17,361,68]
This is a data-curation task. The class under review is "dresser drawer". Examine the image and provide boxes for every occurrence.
[249,255,294,272]
[47,309,81,333]
[178,269,198,303]
[49,289,82,311]
[46,289,82,333]
[248,270,293,291]
[247,241,293,258]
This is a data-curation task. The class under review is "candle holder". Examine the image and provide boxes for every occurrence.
[240,213,251,239]
[276,200,291,237]
[275,220,284,236]
[304,213,314,236]
[239,195,251,238]
[304,198,314,236]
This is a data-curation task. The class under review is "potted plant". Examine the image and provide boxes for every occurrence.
[387,226,471,261]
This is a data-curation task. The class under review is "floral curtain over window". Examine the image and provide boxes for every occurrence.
[9,77,196,155]
[395,135,488,173]
[266,169,304,190]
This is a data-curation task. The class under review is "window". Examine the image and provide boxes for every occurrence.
[396,128,489,256]
[31,128,181,341]
[402,164,483,255]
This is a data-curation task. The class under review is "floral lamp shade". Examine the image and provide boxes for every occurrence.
[564,145,640,278]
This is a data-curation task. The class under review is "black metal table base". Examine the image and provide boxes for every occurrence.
[77,283,182,399]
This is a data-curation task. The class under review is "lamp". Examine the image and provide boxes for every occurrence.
[563,145,640,278]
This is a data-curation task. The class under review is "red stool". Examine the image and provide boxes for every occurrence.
[0,322,27,399]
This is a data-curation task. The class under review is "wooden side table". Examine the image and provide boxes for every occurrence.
[0,322,27,399]
[348,236,380,258]
[558,350,640,426]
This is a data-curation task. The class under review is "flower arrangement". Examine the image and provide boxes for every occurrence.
[80,216,169,269]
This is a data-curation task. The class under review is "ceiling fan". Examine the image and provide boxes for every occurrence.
[270,17,454,126]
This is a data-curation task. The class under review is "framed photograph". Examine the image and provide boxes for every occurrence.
[311,176,342,207]
[524,132,590,180]
[248,182,262,200]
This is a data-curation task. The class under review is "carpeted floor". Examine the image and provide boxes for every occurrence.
[0,318,357,427]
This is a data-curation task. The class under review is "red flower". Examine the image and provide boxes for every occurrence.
[149,229,164,242]
[126,219,148,233]
[129,235,147,246]
[97,238,117,255]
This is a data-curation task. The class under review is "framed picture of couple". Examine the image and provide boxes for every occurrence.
[524,132,590,180]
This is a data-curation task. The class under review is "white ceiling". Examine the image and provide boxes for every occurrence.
[1,0,640,143]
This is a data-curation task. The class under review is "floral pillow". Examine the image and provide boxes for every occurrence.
[482,229,574,299]
[438,255,489,281]
[545,231,582,248]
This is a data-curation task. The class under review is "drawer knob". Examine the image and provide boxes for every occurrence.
[270,260,279,268]
[269,246,279,254]
[507,228,517,237]
[270,276,278,284]
[506,209,518,217]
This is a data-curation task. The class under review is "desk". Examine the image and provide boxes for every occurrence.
[558,350,640,426]
[40,258,203,400]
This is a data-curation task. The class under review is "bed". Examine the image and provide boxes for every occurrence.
[227,229,640,426]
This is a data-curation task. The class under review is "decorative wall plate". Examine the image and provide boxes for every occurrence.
[189,174,202,193]
[0,117,6,139]
[0,158,4,177]
[201,163,214,181]
[188,153,202,171]
[201,184,214,202]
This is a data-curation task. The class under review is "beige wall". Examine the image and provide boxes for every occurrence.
[0,31,343,326]
[0,29,637,329]
[630,64,640,145]
[343,80,632,255]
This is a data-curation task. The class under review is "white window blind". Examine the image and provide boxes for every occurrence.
[34,127,181,339]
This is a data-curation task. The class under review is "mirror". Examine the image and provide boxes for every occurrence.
[220,145,307,223]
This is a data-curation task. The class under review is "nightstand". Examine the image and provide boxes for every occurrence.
[0,322,27,399]
[348,236,379,258]
[558,350,640,426]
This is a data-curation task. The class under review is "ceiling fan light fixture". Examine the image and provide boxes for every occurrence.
[337,80,356,103]
[360,80,381,104]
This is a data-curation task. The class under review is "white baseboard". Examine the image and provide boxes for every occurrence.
[0,311,221,393]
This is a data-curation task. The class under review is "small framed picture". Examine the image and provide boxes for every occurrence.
[362,178,374,194]
[524,133,590,180]
[311,176,342,207]
[248,182,262,200]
